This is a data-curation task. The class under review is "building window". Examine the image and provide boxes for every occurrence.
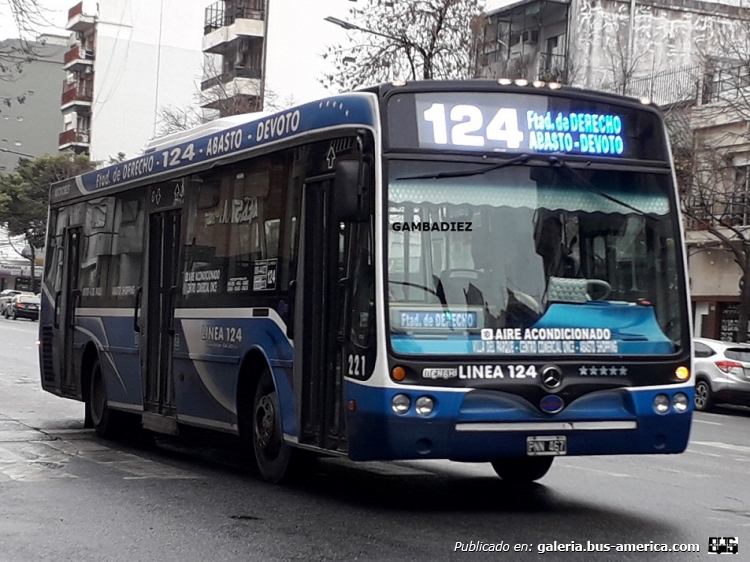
[727,166,750,226]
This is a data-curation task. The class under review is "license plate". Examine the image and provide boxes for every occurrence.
[527,436,567,456]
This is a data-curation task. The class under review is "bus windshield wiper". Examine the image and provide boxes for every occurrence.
[396,153,530,181]
[547,156,650,217]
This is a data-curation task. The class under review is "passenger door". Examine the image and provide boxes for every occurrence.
[140,185,183,433]
[294,177,351,451]
[59,227,83,394]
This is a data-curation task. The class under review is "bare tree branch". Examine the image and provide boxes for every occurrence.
[321,0,486,92]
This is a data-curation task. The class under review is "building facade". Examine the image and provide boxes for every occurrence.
[476,0,750,340]
[201,0,268,117]
[0,36,67,172]
[60,0,206,161]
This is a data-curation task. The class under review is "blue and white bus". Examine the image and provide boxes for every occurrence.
[40,80,693,483]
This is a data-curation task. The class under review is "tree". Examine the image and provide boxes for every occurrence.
[665,25,750,340]
[1,1,48,81]
[1,0,47,38]
[321,0,486,92]
[157,86,297,136]
[0,154,95,282]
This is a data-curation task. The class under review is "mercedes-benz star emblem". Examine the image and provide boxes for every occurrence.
[541,365,563,389]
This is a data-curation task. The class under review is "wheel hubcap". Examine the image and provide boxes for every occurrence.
[695,384,707,408]
[255,395,277,451]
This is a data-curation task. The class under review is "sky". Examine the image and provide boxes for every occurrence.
[0,0,514,106]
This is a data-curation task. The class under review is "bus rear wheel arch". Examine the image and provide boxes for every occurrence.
[491,457,553,483]
[83,346,135,439]
[87,356,116,438]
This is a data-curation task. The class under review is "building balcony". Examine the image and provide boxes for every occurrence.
[203,0,265,54]
[66,2,96,32]
[59,129,90,151]
[61,79,93,111]
[63,45,95,72]
[537,53,567,82]
[200,72,262,112]
[200,66,262,91]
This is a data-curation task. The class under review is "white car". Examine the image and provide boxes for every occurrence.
[694,337,750,411]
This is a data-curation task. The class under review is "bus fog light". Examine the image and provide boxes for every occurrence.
[391,394,410,414]
[653,394,670,414]
[672,393,689,412]
[415,396,434,416]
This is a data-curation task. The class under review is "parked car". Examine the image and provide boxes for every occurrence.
[0,289,24,316]
[5,293,40,321]
[694,337,750,411]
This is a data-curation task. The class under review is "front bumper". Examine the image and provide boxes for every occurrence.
[345,382,693,461]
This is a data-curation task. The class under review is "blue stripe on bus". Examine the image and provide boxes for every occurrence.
[71,94,378,197]
[60,312,297,437]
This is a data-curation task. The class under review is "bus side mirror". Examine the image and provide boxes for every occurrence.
[333,159,371,222]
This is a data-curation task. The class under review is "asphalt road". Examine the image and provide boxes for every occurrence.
[0,317,747,561]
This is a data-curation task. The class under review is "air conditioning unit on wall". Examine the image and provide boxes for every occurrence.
[521,30,539,45]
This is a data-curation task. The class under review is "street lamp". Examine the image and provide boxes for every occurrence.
[0,147,34,158]
[323,16,359,32]
[323,16,417,79]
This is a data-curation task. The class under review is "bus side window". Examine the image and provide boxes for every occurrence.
[43,208,65,295]
[80,197,116,303]
[107,194,145,305]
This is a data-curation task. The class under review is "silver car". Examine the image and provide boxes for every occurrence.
[694,338,750,411]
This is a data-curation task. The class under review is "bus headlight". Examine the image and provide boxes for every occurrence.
[653,394,670,414]
[391,394,410,414]
[415,396,434,416]
[672,393,689,412]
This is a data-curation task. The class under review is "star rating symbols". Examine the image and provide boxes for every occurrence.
[577,366,629,376]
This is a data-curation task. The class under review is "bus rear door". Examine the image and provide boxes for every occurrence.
[58,226,82,395]
[141,202,182,434]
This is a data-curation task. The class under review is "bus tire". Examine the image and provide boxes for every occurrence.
[491,457,553,483]
[88,358,116,439]
[252,370,309,483]
[694,380,713,412]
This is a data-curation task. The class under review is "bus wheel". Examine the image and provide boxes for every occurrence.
[253,369,310,484]
[88,359,115,438]
[252,370,292,483]
[491,457,553,483]
[694,380,713,412]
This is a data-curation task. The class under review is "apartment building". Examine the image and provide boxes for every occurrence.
[0,36,67,172]
[60,0,205,161]
[201,0,268,117]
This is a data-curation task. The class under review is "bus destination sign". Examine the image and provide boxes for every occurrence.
[387,92,666,161]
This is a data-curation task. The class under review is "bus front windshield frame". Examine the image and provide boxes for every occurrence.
[385,158,687,358]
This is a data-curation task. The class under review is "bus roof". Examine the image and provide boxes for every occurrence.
[49,91,380,205]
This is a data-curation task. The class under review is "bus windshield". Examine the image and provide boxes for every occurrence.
[386,160,684,357]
